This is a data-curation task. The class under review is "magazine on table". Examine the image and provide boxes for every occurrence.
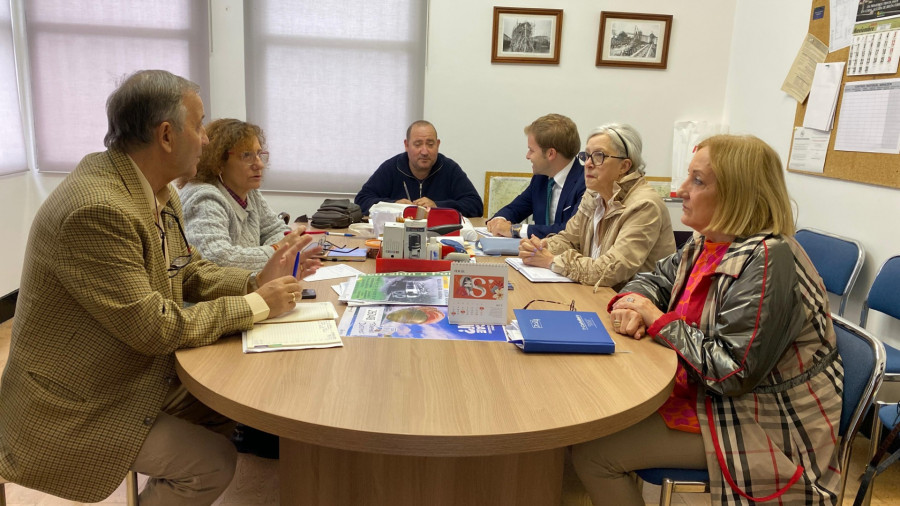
[344,272,450,306]
[338,305,508,342]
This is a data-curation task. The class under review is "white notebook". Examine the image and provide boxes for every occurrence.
[242,302,343,353]
[505,257,574,283]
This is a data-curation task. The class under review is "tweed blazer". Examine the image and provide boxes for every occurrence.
[544,171,676,290]
[617,234,843,505]
[179,181,290,271]
[0,150,255,502]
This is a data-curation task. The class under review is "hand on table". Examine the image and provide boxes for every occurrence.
[412,197,436,208]
[486,217,512,237]
[609,295,663,340]
[519,235,553,268]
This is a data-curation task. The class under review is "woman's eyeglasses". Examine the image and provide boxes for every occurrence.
[576,150,627,166]
[228,150,270,165]
[522,299,576,311]
[157,210,193,278]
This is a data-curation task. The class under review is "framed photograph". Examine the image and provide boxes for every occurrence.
[491,7,563,65]
[596,12,672,69]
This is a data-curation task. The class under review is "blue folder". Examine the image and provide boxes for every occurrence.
[512,309,615,354]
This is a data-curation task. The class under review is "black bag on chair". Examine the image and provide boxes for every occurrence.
[310,199,363,229]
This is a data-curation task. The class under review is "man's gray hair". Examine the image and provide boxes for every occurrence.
[587,123,645,175]
[104,69,200,152]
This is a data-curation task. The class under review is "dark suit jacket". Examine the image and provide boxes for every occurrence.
[0,150,255,501]
[492,159,585,238]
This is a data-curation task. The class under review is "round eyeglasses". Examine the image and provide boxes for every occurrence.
[577,150,628,166]
[228,150,270,165]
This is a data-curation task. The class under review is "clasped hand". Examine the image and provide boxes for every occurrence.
[609,294,663,340]
[255,226,323,317]
[395,197,436,208]
[518,235,554,268]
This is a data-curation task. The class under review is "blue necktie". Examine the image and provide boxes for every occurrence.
[546,178,555,225]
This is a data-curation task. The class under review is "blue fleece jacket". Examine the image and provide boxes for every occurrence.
[354,152,483,217]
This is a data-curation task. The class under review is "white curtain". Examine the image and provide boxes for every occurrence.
[244,0,426,194]
[0,1,26,176]
[25,0,209,172]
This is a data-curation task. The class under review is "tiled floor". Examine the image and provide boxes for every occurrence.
[2,435,898,505]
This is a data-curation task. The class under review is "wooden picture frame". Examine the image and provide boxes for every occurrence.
[596,11,672,70]
[491,7,563,65]
[483,171,533,218]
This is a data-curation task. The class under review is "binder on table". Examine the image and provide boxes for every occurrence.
[509,309,615,354]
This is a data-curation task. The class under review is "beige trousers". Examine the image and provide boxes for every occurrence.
[571,413,706,506]
[129,384,238,506]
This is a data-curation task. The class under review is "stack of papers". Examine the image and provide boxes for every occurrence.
[803,62,844,131]
[242,302,343,353]
[505,258,573,283]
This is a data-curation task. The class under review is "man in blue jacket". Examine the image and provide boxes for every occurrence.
[486,114,585,239]
[354,121,483,217]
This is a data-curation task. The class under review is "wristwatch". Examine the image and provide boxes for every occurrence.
[510,224,522,238]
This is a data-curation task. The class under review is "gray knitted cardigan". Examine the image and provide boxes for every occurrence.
[179,181,290,271]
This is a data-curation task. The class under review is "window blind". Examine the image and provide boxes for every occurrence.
[244,0,426,194]
[25,0,209,172]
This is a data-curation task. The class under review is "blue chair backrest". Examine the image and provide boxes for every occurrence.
[832,315,884,439]
[795,228,864,316]
[863,255,900,323]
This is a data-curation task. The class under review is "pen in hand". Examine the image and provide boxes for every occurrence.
[292,252,300,278]
[403,181,412,201]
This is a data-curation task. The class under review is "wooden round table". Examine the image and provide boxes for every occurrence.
[176,260,676,506]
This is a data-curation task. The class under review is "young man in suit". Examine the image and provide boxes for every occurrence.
[0,70,322,505]
[486,114,586,239]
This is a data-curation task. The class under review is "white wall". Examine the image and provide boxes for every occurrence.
[724,0,900,347]
[423,0,735,194]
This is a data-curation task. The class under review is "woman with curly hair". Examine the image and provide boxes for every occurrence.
[179,119,299,271]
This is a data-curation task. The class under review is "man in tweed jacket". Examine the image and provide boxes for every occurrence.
[0,70,318,504]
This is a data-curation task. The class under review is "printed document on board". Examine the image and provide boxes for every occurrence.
[788,127,830,173]
[803,62,845,131]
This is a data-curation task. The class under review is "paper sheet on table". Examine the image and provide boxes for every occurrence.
[242,320,343,353]
[259,302,339,324]
[803,62,845,131]
[834,78,900,153]
[788,127,831,173]
[303,264,364,282]
[781,33,829,102]
[829,0,858,51]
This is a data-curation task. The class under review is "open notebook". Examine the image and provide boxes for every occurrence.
[242,302,343,353]
[505,258,573,283]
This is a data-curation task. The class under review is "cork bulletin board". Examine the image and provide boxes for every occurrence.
[789,0,900,189]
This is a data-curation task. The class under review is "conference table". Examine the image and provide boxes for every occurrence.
[175,234,677,506]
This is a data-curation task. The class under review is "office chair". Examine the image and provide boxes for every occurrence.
[126,470,138,505]
[794,228,865,316]
[859,254,900,501]
[635,315,885,506]
[860,254,900,377]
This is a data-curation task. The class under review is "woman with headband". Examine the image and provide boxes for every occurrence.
[518,123,675,289]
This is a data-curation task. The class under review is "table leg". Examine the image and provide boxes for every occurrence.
[281,439,565,506]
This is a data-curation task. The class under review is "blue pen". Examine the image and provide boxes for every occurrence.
[292,252,300,278]
[326,232,354,237]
